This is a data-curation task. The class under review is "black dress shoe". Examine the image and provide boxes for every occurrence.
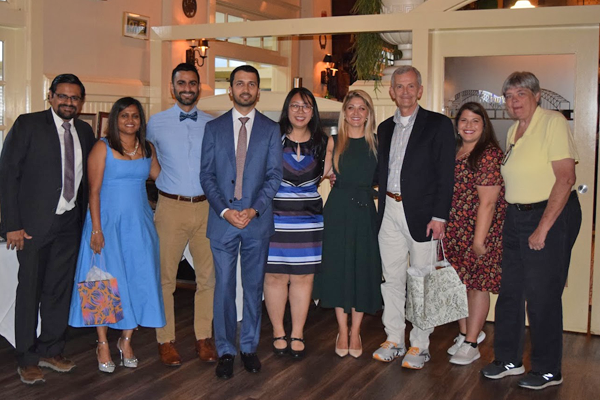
[272,336,289,356]
[215,354,235,379]
[289,337,305,359]
[240,352,261,373]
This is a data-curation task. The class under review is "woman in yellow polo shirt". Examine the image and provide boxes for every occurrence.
[480,71,581,390]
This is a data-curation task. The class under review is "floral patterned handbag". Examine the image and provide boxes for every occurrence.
[77,252,124,325]
[406,240,468,330]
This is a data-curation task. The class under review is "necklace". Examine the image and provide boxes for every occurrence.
[123,139,139,157]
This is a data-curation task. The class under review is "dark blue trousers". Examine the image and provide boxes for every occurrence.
[494,192,581,374]
[210,202,269,356]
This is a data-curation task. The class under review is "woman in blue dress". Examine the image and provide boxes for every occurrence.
[264,88,329,358]
[69,97,165,373]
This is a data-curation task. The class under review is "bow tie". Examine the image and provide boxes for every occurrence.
[179,111,198,122]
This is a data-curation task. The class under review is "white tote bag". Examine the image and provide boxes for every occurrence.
[406,240,468,330]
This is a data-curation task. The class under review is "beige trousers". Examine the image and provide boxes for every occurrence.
[378,199,435,350]
[154,195,215,343]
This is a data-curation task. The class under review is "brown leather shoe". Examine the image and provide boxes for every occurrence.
[196,338,218,362]
[158,342,182,366]
[17,366,45,385]
[38,355,76,372]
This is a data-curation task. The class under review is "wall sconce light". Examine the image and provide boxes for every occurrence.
[323,54,333,68]
[186,39,209,68]
[321,54,337,85]
[321,54,334,84]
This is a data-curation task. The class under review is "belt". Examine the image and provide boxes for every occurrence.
[386,192,403,202]
[512,190,577,211]
[159,190,206,203]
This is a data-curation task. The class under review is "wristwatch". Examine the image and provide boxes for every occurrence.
[253,208,260,217]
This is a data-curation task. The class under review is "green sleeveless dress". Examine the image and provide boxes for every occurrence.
[313,136,382,314]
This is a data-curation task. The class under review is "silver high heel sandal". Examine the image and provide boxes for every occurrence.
[96,340,115,373]
[117,336,138,368]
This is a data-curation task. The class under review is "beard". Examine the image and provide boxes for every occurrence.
[174,90,199,106]
[55,104,78,120]
[233,93,257,108]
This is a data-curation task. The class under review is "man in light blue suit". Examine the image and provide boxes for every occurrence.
[201,65,283,379]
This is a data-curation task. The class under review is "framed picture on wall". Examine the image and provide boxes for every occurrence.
[78,113,97,133]
[123,12,149,40]
[97,112,109,138]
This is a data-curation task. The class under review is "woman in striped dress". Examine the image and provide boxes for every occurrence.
[264,88,329,359]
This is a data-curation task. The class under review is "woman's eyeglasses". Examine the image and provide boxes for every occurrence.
[289,103,313,112]
[502,144,514,165]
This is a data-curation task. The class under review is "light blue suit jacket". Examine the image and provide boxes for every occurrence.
[200,109,283,241]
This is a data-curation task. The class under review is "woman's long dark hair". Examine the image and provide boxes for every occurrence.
[278,87,327,159]
[106,97,150,157]
[454,102,500,171]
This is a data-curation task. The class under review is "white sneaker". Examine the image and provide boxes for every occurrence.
[449,343,481,365]
[372,341,406,362]
[401,347,431,369]
[447,331,486,356]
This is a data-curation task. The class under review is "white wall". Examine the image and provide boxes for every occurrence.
[43,0,163,83]
[298,0,331,97]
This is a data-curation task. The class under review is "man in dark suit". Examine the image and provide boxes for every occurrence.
[372,66,455,369]
[0,74,96,384]
[200,65,282,379]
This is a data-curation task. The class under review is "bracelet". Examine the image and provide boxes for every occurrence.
[91,230,102,235]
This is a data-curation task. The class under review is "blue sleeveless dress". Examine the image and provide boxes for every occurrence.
[69,139,165,329]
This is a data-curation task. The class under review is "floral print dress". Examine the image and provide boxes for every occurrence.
[443,145,507,293]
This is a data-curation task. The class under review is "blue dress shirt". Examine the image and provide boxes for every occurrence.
[147,104,214,197]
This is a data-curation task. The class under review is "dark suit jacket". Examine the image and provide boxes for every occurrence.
[0,109,96,240]
[200,109,283,241]
[376,106,455,243]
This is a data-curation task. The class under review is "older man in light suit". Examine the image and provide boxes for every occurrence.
[372,66,455,369]
[200,65,282,379]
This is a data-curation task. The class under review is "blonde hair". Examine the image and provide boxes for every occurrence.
[334,90,378,173]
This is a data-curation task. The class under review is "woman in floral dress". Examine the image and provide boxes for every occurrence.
[443,102,506,365]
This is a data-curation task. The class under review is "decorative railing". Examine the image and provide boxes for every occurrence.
[446,89,572,120]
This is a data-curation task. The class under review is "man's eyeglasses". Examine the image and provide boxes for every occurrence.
[54,93,82,103]
[289,103,313,112]
[502,144,514,165]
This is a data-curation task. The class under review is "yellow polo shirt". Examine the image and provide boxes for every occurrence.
[501,107,578,204]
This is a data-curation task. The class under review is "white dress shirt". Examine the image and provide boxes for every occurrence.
[220,107,257,218]
[232,107,256,149]
[51,108,83,215]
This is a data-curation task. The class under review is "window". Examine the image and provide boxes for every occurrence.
[214,57,274,94]
[215,12,278,51]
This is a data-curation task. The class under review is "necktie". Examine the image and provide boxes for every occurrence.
[235,117,250,200]
[62,121,75,202]
[179,111,198,122]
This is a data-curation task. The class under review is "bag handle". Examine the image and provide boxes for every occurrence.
[429,238,450,272]
[90,251,108,274]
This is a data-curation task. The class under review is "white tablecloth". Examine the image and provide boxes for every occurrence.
[0,246,40,347]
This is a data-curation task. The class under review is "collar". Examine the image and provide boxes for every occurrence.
[393,105,419,126]
[50,107,75,128]
[232,107,256,122]
[173,104,199,115]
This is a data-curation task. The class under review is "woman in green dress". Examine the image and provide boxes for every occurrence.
[314,90,381,358]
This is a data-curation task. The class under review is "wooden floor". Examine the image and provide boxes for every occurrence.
[1,288,599,400]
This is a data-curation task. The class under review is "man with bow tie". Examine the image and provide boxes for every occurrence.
[147,63,218,366]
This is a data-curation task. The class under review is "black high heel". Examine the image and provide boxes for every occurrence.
[290,337,305,359]
[272,336,289,356]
